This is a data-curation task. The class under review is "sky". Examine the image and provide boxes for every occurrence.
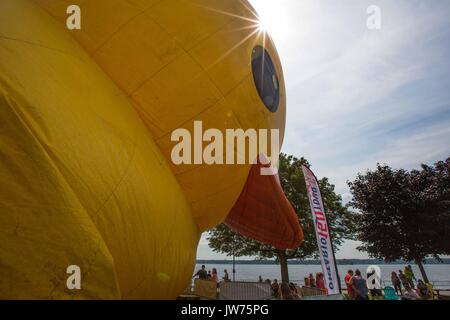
[197,0,450,260]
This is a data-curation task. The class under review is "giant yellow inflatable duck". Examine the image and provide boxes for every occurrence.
[0,0,302,299]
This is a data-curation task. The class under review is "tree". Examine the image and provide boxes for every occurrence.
[348,158,450,282]
[207,153,356,283]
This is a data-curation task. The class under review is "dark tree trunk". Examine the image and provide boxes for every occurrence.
[416,259,429,283]
[277,250,290,283]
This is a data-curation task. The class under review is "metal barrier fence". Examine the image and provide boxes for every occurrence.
[287,279,450,290]
[191,279,450,290]
[184,280,273,300]
[219,281,273,300]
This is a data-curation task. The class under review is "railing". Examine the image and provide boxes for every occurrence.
[219,281,273,300]
[287,279,450,290]
[190,279,450,290]
[183,280,274,300]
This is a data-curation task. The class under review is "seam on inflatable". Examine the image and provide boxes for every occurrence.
[0,35,84,63]
[90,138,138,221]
[125,9,230,105]
[90,10,147,57]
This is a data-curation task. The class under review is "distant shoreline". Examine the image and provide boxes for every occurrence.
[196,258,450,265]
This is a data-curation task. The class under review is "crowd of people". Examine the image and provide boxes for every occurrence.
[258,273,327,299]
[344,265,433,300]
[193,265,231,285]
[344,269,370,300]
[193,264,435,300]
[303,272,326,291]
[261,278,303,300]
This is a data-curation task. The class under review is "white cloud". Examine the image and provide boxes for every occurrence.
[309,112,450,195]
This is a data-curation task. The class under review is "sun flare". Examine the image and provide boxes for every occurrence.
[251,0,292,43]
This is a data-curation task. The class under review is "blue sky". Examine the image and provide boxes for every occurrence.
[197,0,450,260]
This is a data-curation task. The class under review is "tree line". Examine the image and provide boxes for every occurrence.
[196,258,450,265]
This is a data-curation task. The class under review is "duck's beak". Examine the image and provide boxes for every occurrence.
[225,161,303,249]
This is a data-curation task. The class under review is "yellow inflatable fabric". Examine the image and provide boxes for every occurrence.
[0,0,292,299]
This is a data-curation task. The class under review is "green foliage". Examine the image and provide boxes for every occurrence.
[207,153,357,261]
[348,157,450,263]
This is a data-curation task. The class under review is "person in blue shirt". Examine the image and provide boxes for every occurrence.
[351,269,369,300]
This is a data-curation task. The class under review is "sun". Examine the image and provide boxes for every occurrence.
[257,14,271,32]
[251,0,291,43]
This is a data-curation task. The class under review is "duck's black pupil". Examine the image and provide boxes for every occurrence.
[251,46,280,113]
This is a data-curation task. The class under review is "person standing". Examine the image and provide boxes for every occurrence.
[316,273,326,291]
[211,268,219,283]
[193,265,208,280]
[345,270,355,299]
[398,270,408,288]
[367,267,383,298]
[223,269,230,282]
[352,269,369,300]
[404,265,416,288]
[391,271,402,295]
[304,277,310,287]
[280,282,295,300]
[289,283,301,299]
[417,280,430,300]
[271,279,280,297]
[258,275,263,283]
[308,273,316,287]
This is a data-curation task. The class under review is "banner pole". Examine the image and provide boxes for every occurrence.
[326,219,342,293]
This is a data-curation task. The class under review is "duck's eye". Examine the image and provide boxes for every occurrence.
[251,45,280,113]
